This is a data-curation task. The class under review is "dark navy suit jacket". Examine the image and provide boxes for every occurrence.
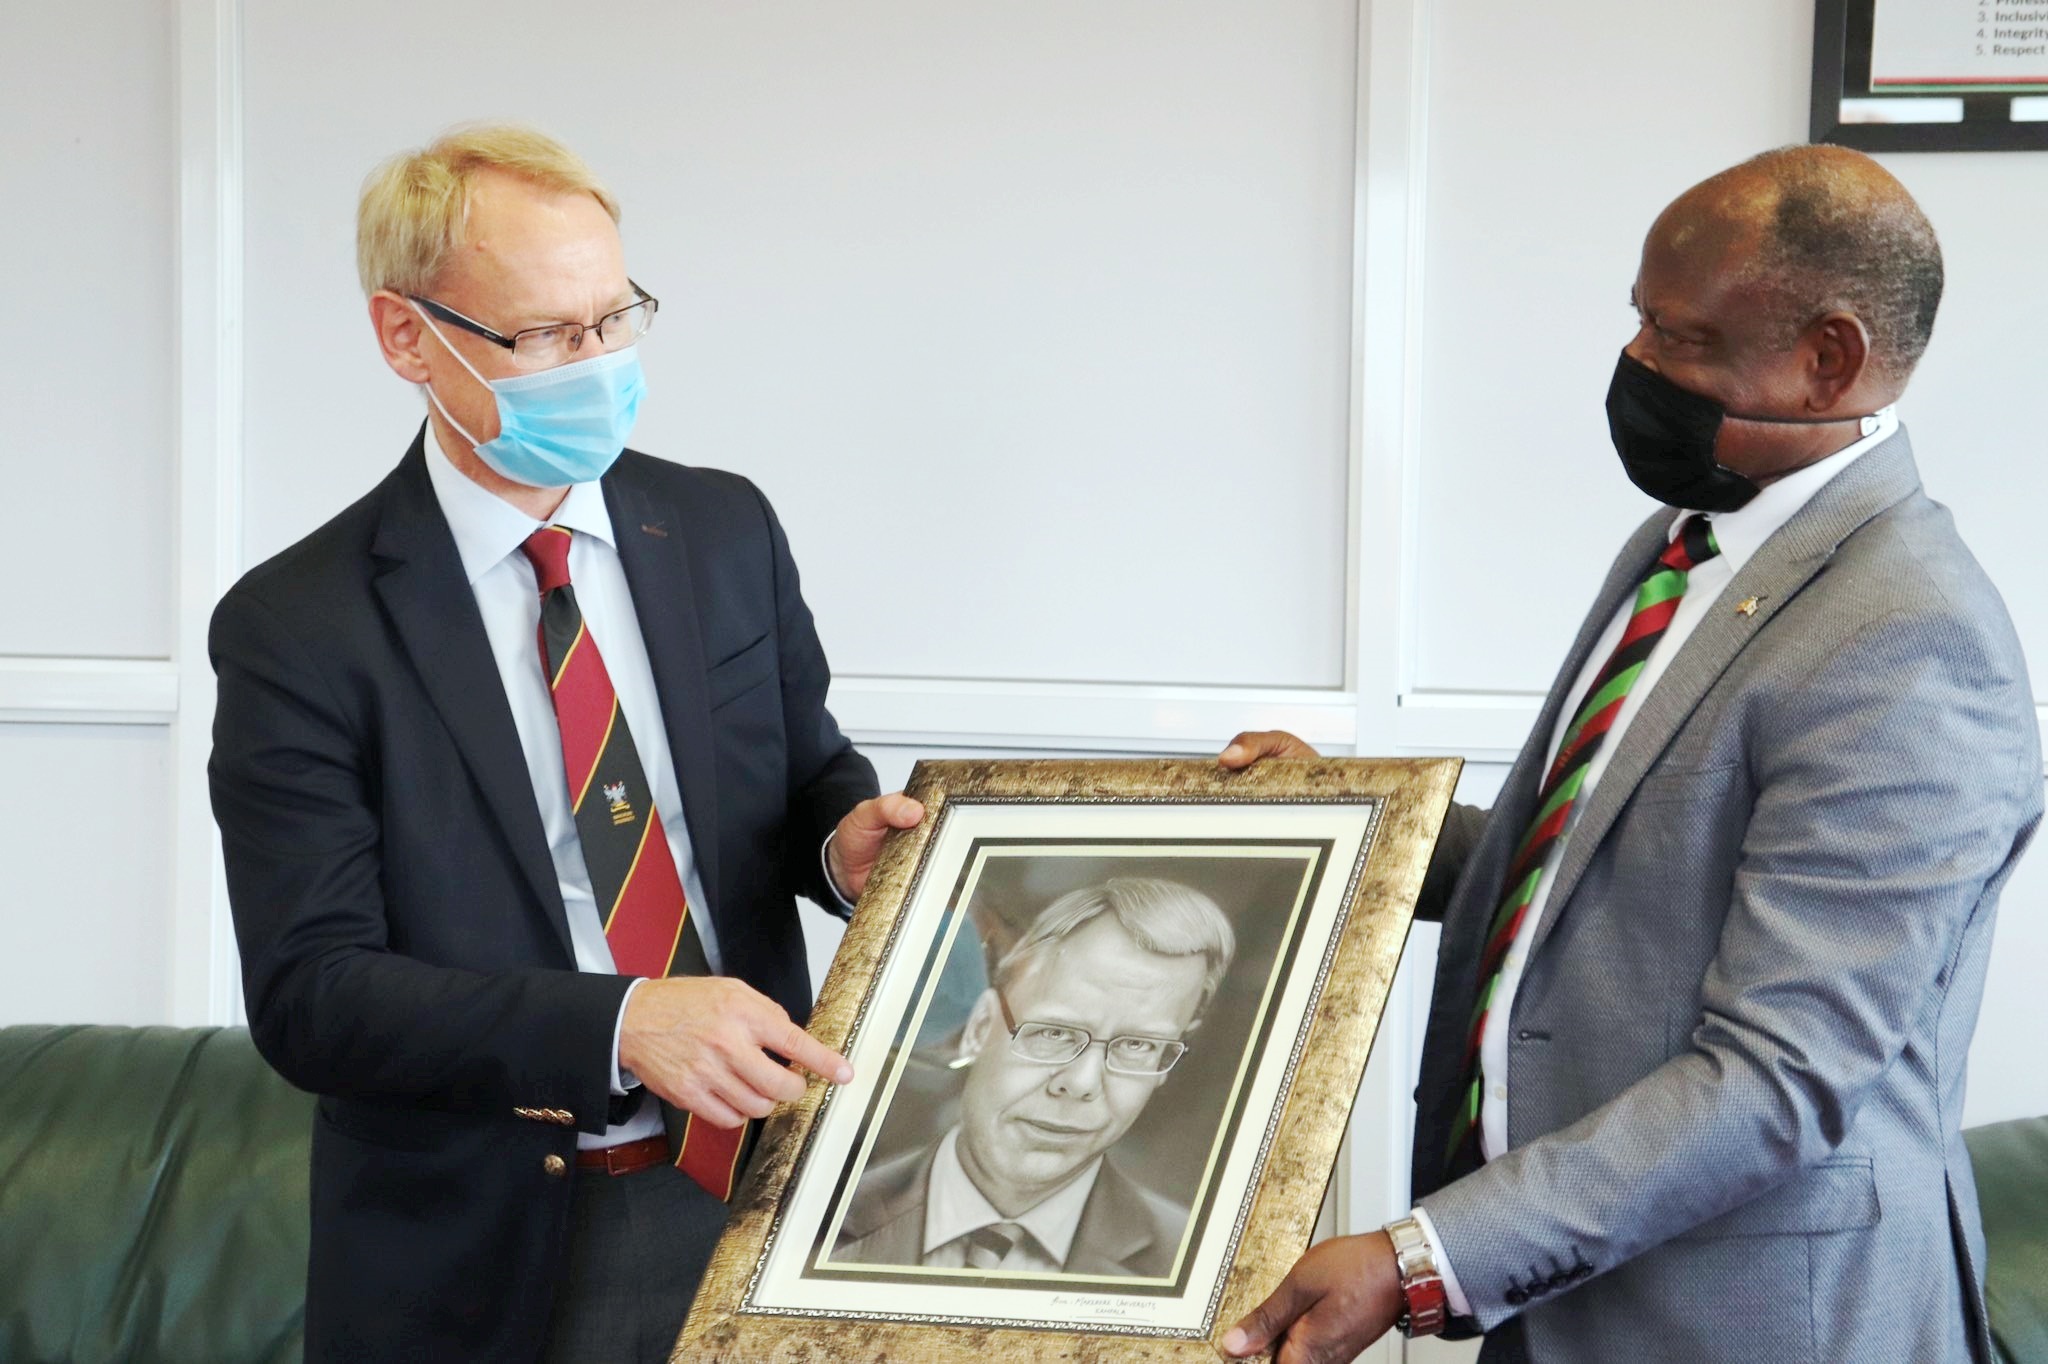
[208,432,877,1361]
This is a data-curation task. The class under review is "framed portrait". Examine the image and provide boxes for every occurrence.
[673,756,1460,1362]
[1813,0,2048,151]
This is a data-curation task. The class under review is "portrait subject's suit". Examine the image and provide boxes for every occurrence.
[1407,431,2040,1363]
[208,432,876,1362]
[831,1141,1189,1277]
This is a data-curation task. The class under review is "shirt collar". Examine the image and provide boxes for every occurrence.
[1673,406,1899,573]
[921,1126,1104,1267]
[423,421,619,586]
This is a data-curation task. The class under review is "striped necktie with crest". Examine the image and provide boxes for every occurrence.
[521,525,756,1199]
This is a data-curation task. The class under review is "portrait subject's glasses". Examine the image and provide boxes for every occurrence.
[995,989,1188,1077]
[408,282,660,370]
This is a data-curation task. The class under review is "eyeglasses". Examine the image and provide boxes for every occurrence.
[995,989,1188,1077]
[409,282,660,371]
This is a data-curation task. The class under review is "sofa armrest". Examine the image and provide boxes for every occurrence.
[1965,1115,2048,1364]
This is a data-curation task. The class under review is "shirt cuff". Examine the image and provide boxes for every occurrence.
[820,828,857,917]
[611,977,649,1095]
[1408,1205,1473,1319]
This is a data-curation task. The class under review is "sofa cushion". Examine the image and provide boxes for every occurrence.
[1966,1115,2048,1364]
[0,1025,311,1364]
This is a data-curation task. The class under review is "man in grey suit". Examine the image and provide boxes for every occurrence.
[831,878,1233,1277]
[1218,145,2041,1362]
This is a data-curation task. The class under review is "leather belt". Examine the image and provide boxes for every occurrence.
[576,1135,670,1177]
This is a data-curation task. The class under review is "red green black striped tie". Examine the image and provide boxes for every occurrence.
[1445,514,1720,1162]
[521,526,754,1200]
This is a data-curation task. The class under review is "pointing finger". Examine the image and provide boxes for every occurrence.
[759,1013,853,1086]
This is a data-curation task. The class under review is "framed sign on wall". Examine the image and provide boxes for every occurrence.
[1813,0,2048,150]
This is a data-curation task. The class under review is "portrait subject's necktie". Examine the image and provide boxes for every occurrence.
[521,526,755,1200]
[1445,515,1721,1165]
[963,1221,1033,1271]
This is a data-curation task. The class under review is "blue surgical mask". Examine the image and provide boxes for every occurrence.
[416,307,645,487]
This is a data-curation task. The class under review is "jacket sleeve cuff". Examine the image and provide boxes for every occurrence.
[819,828,857,918]
[611,977,649,1095]
[1408,1205,1474,1318]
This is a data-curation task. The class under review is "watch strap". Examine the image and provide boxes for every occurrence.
[1384,1216,1449,1338]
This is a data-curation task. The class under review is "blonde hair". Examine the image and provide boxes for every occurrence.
[355,122,621,297]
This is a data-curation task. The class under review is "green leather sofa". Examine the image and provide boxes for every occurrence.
[1,1023,2044,1363]
[1969,1115,2048,1364]
[0,1026,310,1364]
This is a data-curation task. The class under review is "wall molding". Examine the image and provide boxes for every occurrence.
[173,0,246,1027]
[1396,689,1540,761]
[53,678,2048,780]
[831,677,1359,753]
[1345,0,1433,1326]
[0,658,179,725]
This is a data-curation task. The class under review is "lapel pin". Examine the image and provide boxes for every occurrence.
[1735,596,1761,617]
[640,521,669,539]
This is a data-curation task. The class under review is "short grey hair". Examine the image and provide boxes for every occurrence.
[994,878,1237,1020]
[1736,145,1943,383]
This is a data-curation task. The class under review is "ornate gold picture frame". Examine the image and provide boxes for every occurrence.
[673,756,1458,1362]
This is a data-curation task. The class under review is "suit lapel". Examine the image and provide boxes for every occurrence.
[603,461,723,927]
[834,1144,935,1263]
[1063,1160,1158,1275]
[369,436,574,959]
[1525,430,1926,962]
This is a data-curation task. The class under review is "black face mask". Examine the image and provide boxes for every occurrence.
[1604,351,1874,513]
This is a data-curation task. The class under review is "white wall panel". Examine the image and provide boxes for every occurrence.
[240,0,1358,689]
[1408,0,1814,695]
[1880,154,2048,686]
[1400,1,2048,705]
[0,1,175,658]
[0,725,171,1025]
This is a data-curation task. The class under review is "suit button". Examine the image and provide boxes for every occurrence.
[542,1154,568,1179]
[1505,1288,1528,1306]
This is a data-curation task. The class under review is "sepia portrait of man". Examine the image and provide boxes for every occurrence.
[830,878,1237,1278]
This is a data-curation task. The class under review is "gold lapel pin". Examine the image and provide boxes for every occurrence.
[1735,596,1761,617]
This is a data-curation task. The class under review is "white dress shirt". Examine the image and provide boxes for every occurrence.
[1414,408,1898,1314]
[424,425,721,1149]
[919,1127,1103,1272]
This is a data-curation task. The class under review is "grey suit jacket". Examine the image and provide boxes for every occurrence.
[1409,431,2042,1364]
[830,1139,1190,1278]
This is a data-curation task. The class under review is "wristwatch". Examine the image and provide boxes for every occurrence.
[1383,1216,1449,1338]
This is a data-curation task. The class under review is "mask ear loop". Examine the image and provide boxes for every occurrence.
[1718,398,1895,433]
[411,304,495,450]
